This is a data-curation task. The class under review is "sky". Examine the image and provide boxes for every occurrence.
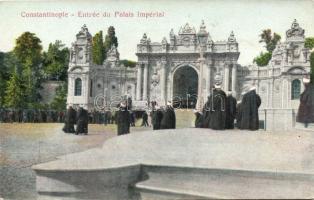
[0,0,313,65]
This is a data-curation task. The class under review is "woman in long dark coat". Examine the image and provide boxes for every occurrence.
[297,80,314,126]
[152,107,163,130]
[76,107,88,135]
[62,106,76,133]
[160,102,176,129]
[239,87,261,130]
[225,92,237,129]
[116,103,131,135]
[208,85,227,130]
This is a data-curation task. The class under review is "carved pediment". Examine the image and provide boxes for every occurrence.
[287,67,306,75]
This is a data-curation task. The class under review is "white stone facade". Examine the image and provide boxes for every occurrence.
[135,21,240,108]
[67,25,137,110]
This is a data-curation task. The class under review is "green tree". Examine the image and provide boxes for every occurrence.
[50,82,67,110]
[4,72,25,109]
[92,31,105,65]
[13,32,43,108]
[305,37,314,84]
[253,52,272,67]
[119,59,136,68]
[42,40,69,81]
[103,26,118,58]
[254,29,281,67]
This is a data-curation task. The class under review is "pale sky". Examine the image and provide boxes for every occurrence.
[0,0,313,65]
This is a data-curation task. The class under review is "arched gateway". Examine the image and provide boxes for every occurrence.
[135,21,240,108]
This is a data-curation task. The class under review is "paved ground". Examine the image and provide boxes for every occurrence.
[0,121,155,200]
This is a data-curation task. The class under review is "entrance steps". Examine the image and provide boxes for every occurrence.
[134,166,314,199]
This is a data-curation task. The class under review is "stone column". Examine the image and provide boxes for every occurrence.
[143,63,148,100]
[231,64,237,96]
[224,64,230,91]
[206,63,212,98]
[160,61,167,105]
[136,64,142,100]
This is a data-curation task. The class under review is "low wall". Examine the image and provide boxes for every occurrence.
[259,108,298,131]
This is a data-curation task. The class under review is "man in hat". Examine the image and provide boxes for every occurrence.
[225,91,237,129]
[160,101,176,129]
[116,102,131,135]
[297,77,314,127]
[239,85,261,130]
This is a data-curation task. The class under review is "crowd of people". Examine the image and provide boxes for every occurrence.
[195,83,261,131]
[0,109,66,123]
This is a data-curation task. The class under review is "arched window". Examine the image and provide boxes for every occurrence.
[291,79,301,100]
[74,78,82,96]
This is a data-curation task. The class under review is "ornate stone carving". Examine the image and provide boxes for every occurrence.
[151,68,160,86]
[286,19,305,40]
[179,23,196,34]
[228,31,236,43]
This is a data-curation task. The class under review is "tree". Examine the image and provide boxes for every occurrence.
[253,52,272,67]
[254,29,281,67]
[92,31,105,65]
[4,72,25,109]
[13,32,43,108]
[119,59,136,68]
[103,26,118,58]
[42,40,69,81]
[50,82,67,110]
[305,37,314,49]
[305,37,314,84]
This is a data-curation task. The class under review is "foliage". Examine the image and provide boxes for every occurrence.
[119,59,136,68]
[50,82,67,110]
[254,29,281,67]
[310,52,314,84]
[259,29,281,53]
[103,26,118,58]
[253,52,272,67]
[13,32,43,108]
[305,37,314,49]
[92,31,105,65]
[4,72,25,109]
[42,40,69,81]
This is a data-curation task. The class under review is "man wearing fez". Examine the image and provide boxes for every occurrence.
[116,102,131,135]
[160,101,176,129]
[208,83,227,130]
[297,77,314,127]
[62,105,76,133]
[76,106,89,135]
[239,85,261,130]
[225,91,237,129]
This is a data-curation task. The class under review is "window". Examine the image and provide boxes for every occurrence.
[74,78,82,96]
[291,79,301,100]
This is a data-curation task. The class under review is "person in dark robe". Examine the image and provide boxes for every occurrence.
[116,102,131,135]
[62,106,76,133]
[296,78,314,127]
[141,111,149,127]
[76,107,89,135]
[160,101,176,129]
[202,95,211,128]
[194,110,204,128]
[130,111,136,127]
[208,84,227,130]
[235,101,242,129]
[225,91,237,129]
[239,86,261,130]
[152,106,163,130]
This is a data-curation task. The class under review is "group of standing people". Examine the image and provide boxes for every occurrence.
[62,106,89,135]
[0,108,65,123]
[195,83,261,131]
